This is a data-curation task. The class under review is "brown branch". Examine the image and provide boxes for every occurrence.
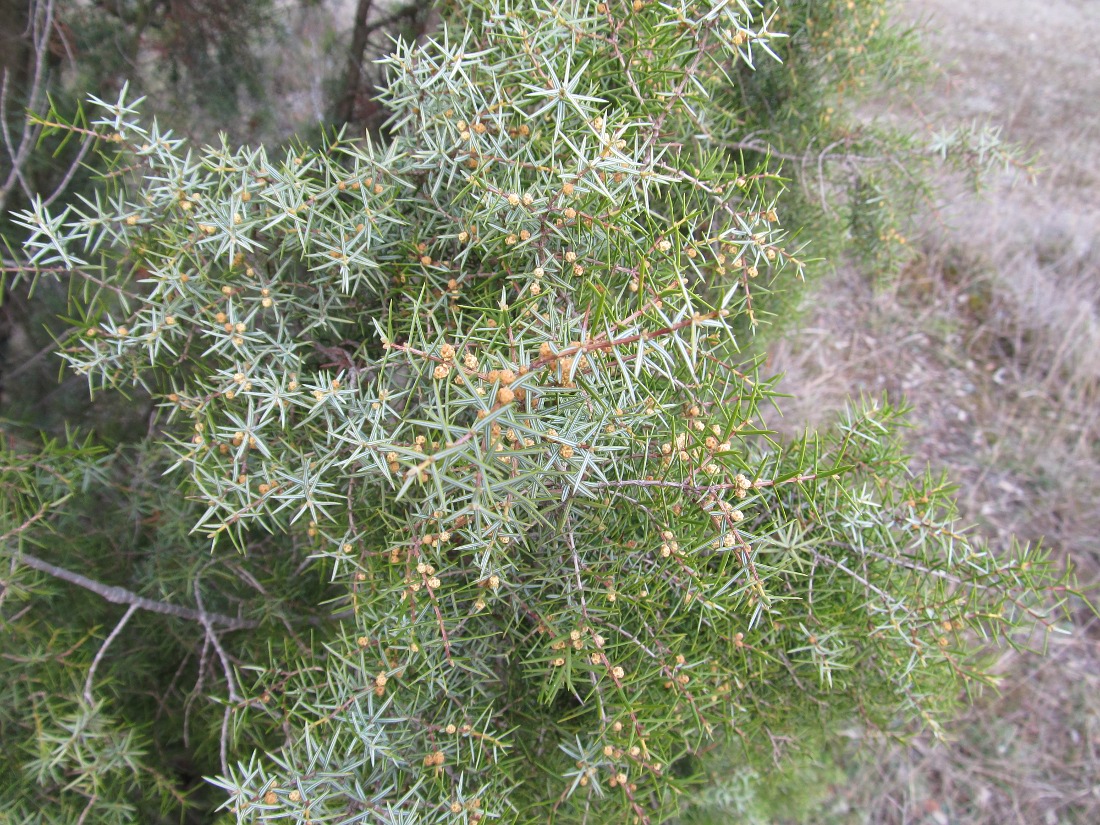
[333,0,375,125]
[17,552,260,630]
[334,1,425,125]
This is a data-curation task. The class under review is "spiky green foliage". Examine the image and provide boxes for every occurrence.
[713,0,1033,284]
[1,1,1073,823]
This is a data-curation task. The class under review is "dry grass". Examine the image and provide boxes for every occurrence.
[770,206,1100,568]
[762,0,1100,820]
[767,232,1100,822]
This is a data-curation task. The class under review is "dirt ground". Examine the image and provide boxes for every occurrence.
[768,1,1100,822]
[907,0,1100,199]
[906,0,1100,270]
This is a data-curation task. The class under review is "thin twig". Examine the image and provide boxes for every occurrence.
[193,580,242,701]
[83,603,138,705]
[43,132,94,207]
[193,577,241,777]
[0,0,56,213]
